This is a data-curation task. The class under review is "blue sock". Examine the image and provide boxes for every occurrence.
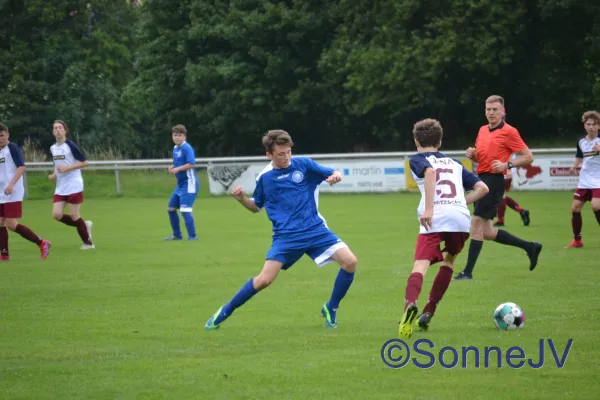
[168,210,181,238]
[215,278,259,325]
[181,212,196,238]
[327,269,355,311]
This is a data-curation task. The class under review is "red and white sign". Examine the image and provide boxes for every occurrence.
[512,156,580,191]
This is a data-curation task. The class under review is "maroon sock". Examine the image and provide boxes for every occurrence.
[0,227,8,256]
[75,218,92,244]
[59,214,78,227]
[506,197,523,212]
[423,266,453,317]
[594,210,600,226]
[404,272,423,309]
[572,211,582,240]
[15,224,42,245]
[497,198,507,222]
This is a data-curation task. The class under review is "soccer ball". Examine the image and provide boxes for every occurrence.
[493,302,526,330]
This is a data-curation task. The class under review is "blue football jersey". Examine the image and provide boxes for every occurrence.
[251,157,335,238]
[173,142,197,188]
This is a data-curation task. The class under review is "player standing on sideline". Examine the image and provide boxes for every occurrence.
[205,130,358,330]
[494,167,530,227]
[164,124,199,241]
[399,119,489,338]
[0,123,51,260]
[453,96,542,281]
[49,120,94,249]
[564,110,600,248]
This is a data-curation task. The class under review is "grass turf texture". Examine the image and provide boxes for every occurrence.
[1,179,598,399]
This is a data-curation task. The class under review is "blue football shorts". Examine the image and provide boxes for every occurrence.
[168,182,199,212]
[266,229,349,270]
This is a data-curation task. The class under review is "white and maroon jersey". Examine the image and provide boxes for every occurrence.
[0,142,25,204]
[576,136,600,189]
[51,140,87,195]
[409,152,481,234]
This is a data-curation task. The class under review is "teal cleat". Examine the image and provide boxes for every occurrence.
[321,303,338,328]
[204,306,224,330]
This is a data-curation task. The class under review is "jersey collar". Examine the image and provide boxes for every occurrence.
[488,120,505,133]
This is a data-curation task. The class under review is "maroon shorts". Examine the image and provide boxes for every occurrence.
[0,201,23,219]
[573,188,600,203]
[504,177,512,192]
[414,232,470,264]
[53,192,84,204]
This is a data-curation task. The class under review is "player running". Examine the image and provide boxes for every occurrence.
[49,120,94,249]
[399,119,489,338]
[564,110,600,248]
[0,123,51,261]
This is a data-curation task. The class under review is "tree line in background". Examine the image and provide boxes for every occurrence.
[1,0,599,159]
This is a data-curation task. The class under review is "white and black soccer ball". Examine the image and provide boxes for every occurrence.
[493,302,526,330]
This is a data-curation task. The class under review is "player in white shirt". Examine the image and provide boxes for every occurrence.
[399,119,489,339]
[565,110,600,248]
[0,123,51,261]
[48,120,94,249]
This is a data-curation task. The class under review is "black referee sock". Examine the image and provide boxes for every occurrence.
[494,229,530,250]
[463,240,483,275]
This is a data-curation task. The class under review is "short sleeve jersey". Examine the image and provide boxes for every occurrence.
[0,143,25,204]
[51,139,87,195]
[409,152,480,234]
[173,142,198,192]
[474,121,528,174]
[575,135,600,189]
[251,157,334,239]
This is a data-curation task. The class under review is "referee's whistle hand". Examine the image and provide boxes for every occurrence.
[465,147,476,159]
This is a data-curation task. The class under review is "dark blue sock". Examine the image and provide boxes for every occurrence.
[215,278,259,325]
[327,269,355,311]
[168,210,181,238]
[181,212,196,238]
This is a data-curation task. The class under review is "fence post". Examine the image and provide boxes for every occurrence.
[23,172,29,199]
[115,165,122,195]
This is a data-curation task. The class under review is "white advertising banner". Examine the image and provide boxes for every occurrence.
[207,163,267,195]
[316,159,406,193]
[511,156,579,191]
[207,159,407,195]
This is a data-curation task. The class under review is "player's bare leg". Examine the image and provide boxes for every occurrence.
[565,199,584,248]
[322,247,357,328]
[205,260,282,330]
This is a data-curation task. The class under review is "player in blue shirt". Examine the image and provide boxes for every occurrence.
[164,125,199,241]
[205,130,358,330]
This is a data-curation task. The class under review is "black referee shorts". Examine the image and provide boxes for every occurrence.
[473,173,505,220]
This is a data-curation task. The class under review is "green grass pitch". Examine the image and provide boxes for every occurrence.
[2,172,599,399]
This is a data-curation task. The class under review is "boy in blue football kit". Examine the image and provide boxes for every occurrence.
[205,130,358,330]
[164,125,199,241]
